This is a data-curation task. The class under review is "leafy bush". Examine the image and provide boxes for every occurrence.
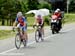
[38,2,51,10]
[44,17,50,25]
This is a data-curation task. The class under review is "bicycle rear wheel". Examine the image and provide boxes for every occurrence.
[23,40,27,47]
[15,33,21,49]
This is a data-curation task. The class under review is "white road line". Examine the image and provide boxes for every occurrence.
[0,53,24,55]
[0,27,74,55]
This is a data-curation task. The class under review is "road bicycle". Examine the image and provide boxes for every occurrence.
[33,24,44,42]
[13,27,27,49]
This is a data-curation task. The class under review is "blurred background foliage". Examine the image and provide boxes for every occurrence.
[0,0,75,26]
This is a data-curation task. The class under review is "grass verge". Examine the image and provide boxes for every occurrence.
[0,29,34,40]
[63,13,75,24]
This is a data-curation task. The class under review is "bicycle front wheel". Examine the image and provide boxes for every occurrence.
[15,33,21,49]
[35,30,40,42]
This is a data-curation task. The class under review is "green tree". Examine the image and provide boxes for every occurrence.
[27,0,40,10]
[0,0,8,25]
[69,0,75,12]
[38,2,51,10]
[20,0,28,13]
[0,0,23,25]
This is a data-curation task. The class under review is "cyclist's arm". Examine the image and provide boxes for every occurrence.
[23,17,27,27]
[33,18,37,25]
[41,17,44,25]
[24,22,26,27]
[13,18,18,27]
[13,21,17,27]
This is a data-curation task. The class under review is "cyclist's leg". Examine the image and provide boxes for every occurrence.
[24,31,28,41]
[40,23,44,41]
[22,26,28,41]
[41,23,44,35]
[59,19,62,28]
[16,24,24,41]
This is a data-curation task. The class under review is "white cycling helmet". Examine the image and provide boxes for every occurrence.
[56,8,60,12]
[54,8,60,13]
[17,12,23,17]
[55,10,58,13]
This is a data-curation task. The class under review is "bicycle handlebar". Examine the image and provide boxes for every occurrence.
[12,27,18,32]
[33,25,42,29]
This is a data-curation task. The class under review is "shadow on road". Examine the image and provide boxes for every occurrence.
[20,46,36,50]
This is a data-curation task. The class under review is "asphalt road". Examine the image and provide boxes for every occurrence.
[0,23,75,56]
